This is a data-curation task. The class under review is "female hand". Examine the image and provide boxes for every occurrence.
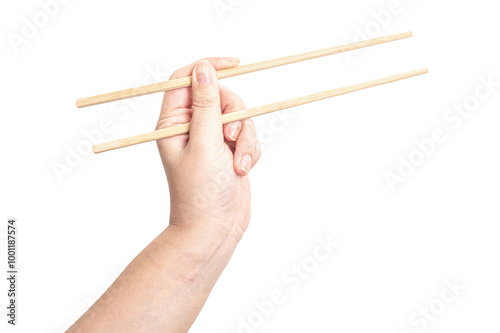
[156,58,261,240]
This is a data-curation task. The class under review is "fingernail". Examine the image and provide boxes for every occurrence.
[223,57,240,62]
[239,154,252,175]
[196,61,212,85]
[227,121,241,141]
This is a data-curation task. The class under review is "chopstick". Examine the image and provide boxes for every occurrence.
[92,68,428,154]
[77,31,413,108]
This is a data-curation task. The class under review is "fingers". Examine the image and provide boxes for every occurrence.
[219,85,261,175]
[162,57,240,112]
[156,57,261,176]
[219,85,246,142]
[188,60,224,149]
[157,57,240,156]
[232,119,261,176]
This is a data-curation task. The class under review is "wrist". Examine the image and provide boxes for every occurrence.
[162,219,241,290]
[168,214,243,258]
[169,205,246,244]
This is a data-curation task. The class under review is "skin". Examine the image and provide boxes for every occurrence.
[68,58,261,332]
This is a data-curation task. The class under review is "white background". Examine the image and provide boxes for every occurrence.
[1,0,499,332]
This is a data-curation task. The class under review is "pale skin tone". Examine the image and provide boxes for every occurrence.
[68,58,261,332]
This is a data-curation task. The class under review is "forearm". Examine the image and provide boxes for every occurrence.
[68,220,241,332]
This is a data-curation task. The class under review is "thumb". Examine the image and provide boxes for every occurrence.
[189,60,223,149]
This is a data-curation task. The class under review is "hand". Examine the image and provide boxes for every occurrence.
[69,58,261,333]
[156,58,261,240]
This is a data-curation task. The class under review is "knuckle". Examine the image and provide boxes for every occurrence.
[255,142,262,156]
[239,142,259,157]
[169,69,183,80]
[244,142,260,165]
[156,111,192,130]
[245,119,256,131]
[226,100,246,113]
[193,95,218,109]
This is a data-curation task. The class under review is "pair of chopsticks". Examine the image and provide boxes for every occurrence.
[77,31,427,154]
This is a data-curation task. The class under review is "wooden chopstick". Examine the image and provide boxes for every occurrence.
[92,68,428,154]
[77,31,412,108]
